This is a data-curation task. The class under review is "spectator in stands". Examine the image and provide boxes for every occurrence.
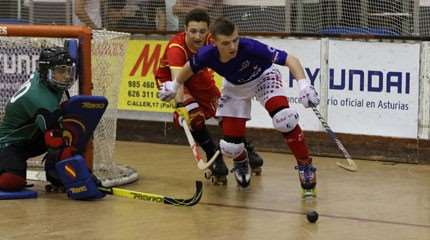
[165,0,179,30]
[74,0,133,30]
[74,0,102,29]
[221,0,286,32]
[110,0,166,31]
[103,0,129,30]
[173,0,222,30]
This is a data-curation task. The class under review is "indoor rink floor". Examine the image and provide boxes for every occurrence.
[1,141,429,240]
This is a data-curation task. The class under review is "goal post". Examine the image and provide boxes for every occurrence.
[0,24,138,187]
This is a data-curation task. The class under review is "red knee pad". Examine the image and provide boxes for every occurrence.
[0,172,26,191]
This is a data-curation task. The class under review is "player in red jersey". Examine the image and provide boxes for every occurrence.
[155,8,263,185]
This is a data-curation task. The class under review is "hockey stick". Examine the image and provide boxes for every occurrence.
[181,118,220,170]
[311,106,358,172]
[98,181,203,207]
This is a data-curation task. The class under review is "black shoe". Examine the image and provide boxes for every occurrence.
[205,153,228,185]
[210,153,228,177]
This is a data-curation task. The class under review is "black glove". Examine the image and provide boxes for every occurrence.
[36,108,63,130]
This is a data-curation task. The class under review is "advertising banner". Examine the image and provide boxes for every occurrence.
[248,38,420,138]
[327,40,420,138]
[118,39,223,113]
[118,40,174,112]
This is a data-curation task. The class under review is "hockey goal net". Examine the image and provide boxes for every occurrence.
[0,24,138,187]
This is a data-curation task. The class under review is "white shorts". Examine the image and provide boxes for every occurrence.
[216,66,288,119]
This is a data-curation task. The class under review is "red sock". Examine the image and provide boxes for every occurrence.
[265,96,311,165]
[282,126,312,165]
[0,172,26,191]
[233,150,248,162]
[222,117,247,162]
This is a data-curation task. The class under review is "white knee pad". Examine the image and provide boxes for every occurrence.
[272,108,299,133]
[220,139,245,159]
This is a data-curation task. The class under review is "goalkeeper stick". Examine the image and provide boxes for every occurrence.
[98,181,203,207]
[311,107,358,172]
[181,118,220,170]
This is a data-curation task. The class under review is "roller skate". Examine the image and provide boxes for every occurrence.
[231,158,251,188]
[204,153,228,185]
[295,164,317,199]
[45,183,66,193]
[44,157,66,193]
[245,140,263,176]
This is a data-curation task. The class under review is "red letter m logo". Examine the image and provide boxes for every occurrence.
[129,44,162,77]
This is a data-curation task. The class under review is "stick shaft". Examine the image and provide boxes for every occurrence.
[182,118,217,170]
[311,107,357,171]
[182,119,204,162]
[98,181,203,206]
[110,187,164,203]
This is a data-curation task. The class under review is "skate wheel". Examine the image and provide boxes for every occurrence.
[204,170,212,179]
[45,184,66,193]
[302,189,317,199]
[45,185,53,192]
[58,186,66,193]
[252,167,262,176]
[236,182,251,189]
[211,176,227,185]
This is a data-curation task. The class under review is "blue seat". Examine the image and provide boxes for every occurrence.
[0,18,29,24]
[320,27,399,36]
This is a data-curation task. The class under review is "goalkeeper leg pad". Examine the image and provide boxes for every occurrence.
[0,172,26,191]
[55,155,105,200]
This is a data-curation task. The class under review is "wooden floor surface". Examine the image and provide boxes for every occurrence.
[0,141,429,240]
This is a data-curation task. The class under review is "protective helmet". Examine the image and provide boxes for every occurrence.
[38,47,76,90]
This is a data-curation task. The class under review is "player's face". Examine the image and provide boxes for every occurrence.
[214,29,239,62]
[52,64,76,89]
[185,21,209,51]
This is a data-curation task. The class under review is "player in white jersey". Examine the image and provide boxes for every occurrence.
[159,17,320,196]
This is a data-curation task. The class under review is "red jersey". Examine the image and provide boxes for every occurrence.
[155,32,219,103]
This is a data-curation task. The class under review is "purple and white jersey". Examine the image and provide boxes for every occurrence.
[190,38,288,85]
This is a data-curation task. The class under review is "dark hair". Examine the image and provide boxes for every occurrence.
[210,17,236,37]
[185,8,210,27]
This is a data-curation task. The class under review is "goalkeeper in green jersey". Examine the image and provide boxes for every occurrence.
[0,47,77,191]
